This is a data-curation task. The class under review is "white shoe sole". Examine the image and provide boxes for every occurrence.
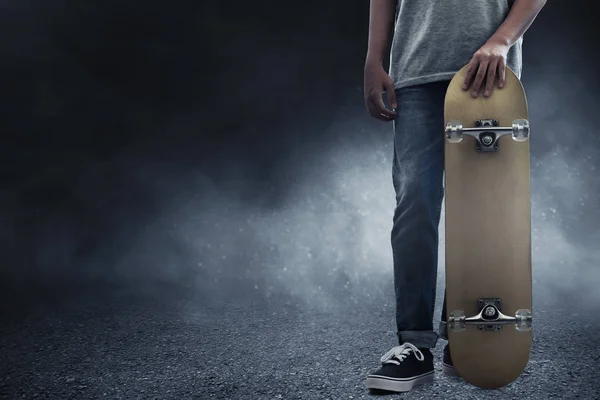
[366,370,434,392]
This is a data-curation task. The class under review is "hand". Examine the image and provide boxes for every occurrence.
[364,61,397,122]
[462,39,510,98]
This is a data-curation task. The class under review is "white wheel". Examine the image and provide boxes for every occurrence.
[512,119,530,142]
[448,310,466,332]
[446,121,463,143]
[515,309,533,332]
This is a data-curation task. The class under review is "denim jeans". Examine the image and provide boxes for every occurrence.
[391,80,449,349]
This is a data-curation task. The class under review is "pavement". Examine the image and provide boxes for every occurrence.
[1,278,598,400]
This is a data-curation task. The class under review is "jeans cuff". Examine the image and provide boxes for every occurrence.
[438,321,448,340]
[397,330,439,348]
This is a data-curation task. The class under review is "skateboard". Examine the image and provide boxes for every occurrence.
[443,64,533,389]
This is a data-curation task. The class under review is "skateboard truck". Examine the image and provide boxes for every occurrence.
[448,298,532,333]
[445,119,530,152]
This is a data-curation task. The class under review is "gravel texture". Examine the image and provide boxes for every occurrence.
[1,283,598,400]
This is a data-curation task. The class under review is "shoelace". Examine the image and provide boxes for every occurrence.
[380,343,424,365]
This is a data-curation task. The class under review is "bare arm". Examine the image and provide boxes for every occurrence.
[490,0,548,47]
[365,0,397,65]
[464,0,547,97]
[364,0,398,121]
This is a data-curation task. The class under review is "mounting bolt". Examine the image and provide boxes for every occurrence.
[481,135,493,146]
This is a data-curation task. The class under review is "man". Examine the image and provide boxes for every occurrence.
[363,0,547,393]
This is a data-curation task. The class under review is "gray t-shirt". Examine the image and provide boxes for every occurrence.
[389,0,522,89]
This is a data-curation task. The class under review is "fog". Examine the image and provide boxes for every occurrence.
[35,76,595,314]
[0,2,598,321]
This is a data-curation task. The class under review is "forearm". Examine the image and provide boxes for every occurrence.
[488,0,547,46]
[365,0,397,65]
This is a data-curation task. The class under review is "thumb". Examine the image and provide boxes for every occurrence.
[384,78,397,110]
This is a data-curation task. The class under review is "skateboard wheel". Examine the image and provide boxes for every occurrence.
[512,119,530,142]
[448,310,466,332]
[515,309,532,332]
[445,121,463,143]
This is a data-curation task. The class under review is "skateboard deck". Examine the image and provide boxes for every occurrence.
[444,65,533,389]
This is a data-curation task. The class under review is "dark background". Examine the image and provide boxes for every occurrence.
[1,1,599,399]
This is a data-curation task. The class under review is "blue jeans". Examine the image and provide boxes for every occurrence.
[391,81,449,349]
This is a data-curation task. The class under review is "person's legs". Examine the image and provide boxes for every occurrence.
[366,81,449,392]
[391,81,447,349]
[440,290,448,340]
[439,289,459,376]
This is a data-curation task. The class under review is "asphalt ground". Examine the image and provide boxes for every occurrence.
[1,276,598,400]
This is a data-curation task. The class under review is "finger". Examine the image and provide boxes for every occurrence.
[385,83,398,111]
[497,60,506,88]
[367,103,387,121]
[471,61,489,97]
[378,81,398,118]
[367,97,395,121]
[483,59,498,97]
[462,60,479,90]
[376,98,397,120]
[366,101,384,120]
[372,109,395,121]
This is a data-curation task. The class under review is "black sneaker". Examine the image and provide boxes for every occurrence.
[442,344,459,377]
[366,343,434,392]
